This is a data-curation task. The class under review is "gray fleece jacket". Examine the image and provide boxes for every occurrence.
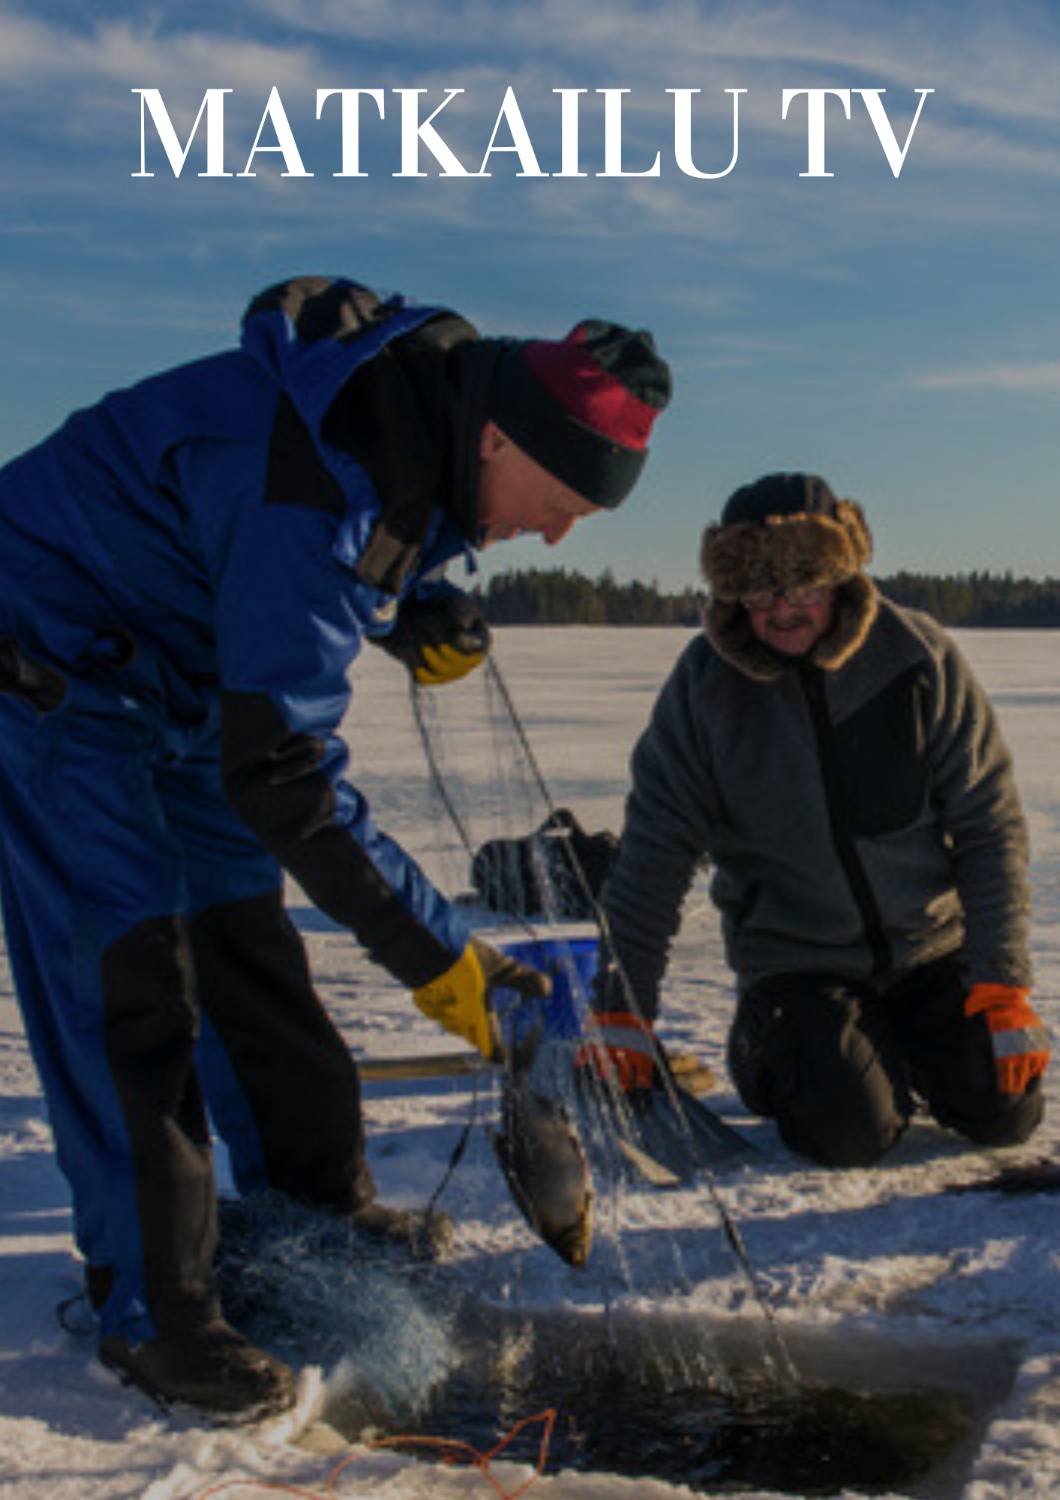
[600,597,1032,1012]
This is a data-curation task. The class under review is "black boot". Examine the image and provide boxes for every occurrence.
[99,1317,297,1422]
[348,1202,455,1260]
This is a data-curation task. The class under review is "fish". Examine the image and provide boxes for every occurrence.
[490,1066,595,1268]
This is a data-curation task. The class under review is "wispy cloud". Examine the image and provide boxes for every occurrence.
[0,11,320,146]
[0,1,1057,578]
[242,0,1060,136]
[3,1,1059,165]
[0,1,1056,326]
[913,362,1060,393]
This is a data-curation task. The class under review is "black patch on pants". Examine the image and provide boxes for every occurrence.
[728,973,912,1167]
[189,890,375,1213]
[102,916,220,1335]
[728,956,1043,1167]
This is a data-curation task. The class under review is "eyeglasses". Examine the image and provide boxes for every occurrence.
[741,586,827,612]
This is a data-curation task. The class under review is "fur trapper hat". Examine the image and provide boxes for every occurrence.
[700,472,879,681]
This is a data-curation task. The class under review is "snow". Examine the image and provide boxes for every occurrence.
[2,625,1059,1500]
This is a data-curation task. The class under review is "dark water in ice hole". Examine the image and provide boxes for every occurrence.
[325,1304,1021,1498]
[217,1199,1021,1498]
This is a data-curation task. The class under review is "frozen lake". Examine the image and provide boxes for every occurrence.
[1,625,1058,1500]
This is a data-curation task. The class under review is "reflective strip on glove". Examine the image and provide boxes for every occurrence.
[965,983,1051,1095]
[577,1011,656,1093]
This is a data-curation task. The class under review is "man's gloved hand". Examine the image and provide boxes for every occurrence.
[413,936,550,1058]
[965,983,1051,1094]
[379,589,491,686]
[575,1011,657,1094]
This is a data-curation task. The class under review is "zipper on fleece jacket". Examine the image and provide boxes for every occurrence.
[798,666,892,980]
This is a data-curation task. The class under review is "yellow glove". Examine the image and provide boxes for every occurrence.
[413,640,487,687]
[965,983,1051,1094]
[413,937,551,1058]
[377,589,491,687]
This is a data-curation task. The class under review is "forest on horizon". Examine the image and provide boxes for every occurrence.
[472,568,1060,628]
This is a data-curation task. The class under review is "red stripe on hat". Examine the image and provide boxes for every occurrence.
[523,337,657,451]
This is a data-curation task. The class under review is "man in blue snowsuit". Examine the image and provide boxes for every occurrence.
[0,276,670,1418]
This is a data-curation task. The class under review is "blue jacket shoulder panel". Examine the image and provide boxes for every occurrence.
[0,284,478,984]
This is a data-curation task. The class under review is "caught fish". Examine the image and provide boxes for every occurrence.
[491,1069,595,1268]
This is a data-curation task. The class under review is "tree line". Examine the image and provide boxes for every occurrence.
[472,568,1060,627]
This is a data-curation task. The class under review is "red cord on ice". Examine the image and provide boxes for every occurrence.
[193,1407,558,1500]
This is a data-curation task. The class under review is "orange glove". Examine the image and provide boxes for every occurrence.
[576,1011,657,1094]
[965,984,1051,1094]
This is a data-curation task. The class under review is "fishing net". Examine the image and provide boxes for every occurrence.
[399,653,798,1394]
[216,1193,456,1427]
[208,648,990,1494]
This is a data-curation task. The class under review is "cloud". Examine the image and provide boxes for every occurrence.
[1,0,1058,312]
[3,0,1059,158]
[241,0,1060,134]
[0,11,320,138]
[912,362,1060,394]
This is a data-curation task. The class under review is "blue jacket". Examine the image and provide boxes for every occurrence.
[0,278,474,985]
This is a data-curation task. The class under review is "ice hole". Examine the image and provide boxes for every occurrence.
[326,1300,1022,1498]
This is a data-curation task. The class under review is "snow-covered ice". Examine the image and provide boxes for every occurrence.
[1,626,1058,1500]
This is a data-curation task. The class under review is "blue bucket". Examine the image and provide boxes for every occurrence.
[489,930,599,1044]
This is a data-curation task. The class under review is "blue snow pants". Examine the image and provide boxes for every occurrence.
[0,659,374,1345]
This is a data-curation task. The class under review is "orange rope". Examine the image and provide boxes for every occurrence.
[339,1408,557,1499]
[195,1485,324,1500]
[192,1408,558,1500]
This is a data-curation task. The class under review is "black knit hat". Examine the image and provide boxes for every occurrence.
[489,320,671,508]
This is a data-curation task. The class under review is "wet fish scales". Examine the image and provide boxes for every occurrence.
[491,1078,594,1267]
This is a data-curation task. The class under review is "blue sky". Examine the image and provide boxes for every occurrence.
[1,0,1058,591]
